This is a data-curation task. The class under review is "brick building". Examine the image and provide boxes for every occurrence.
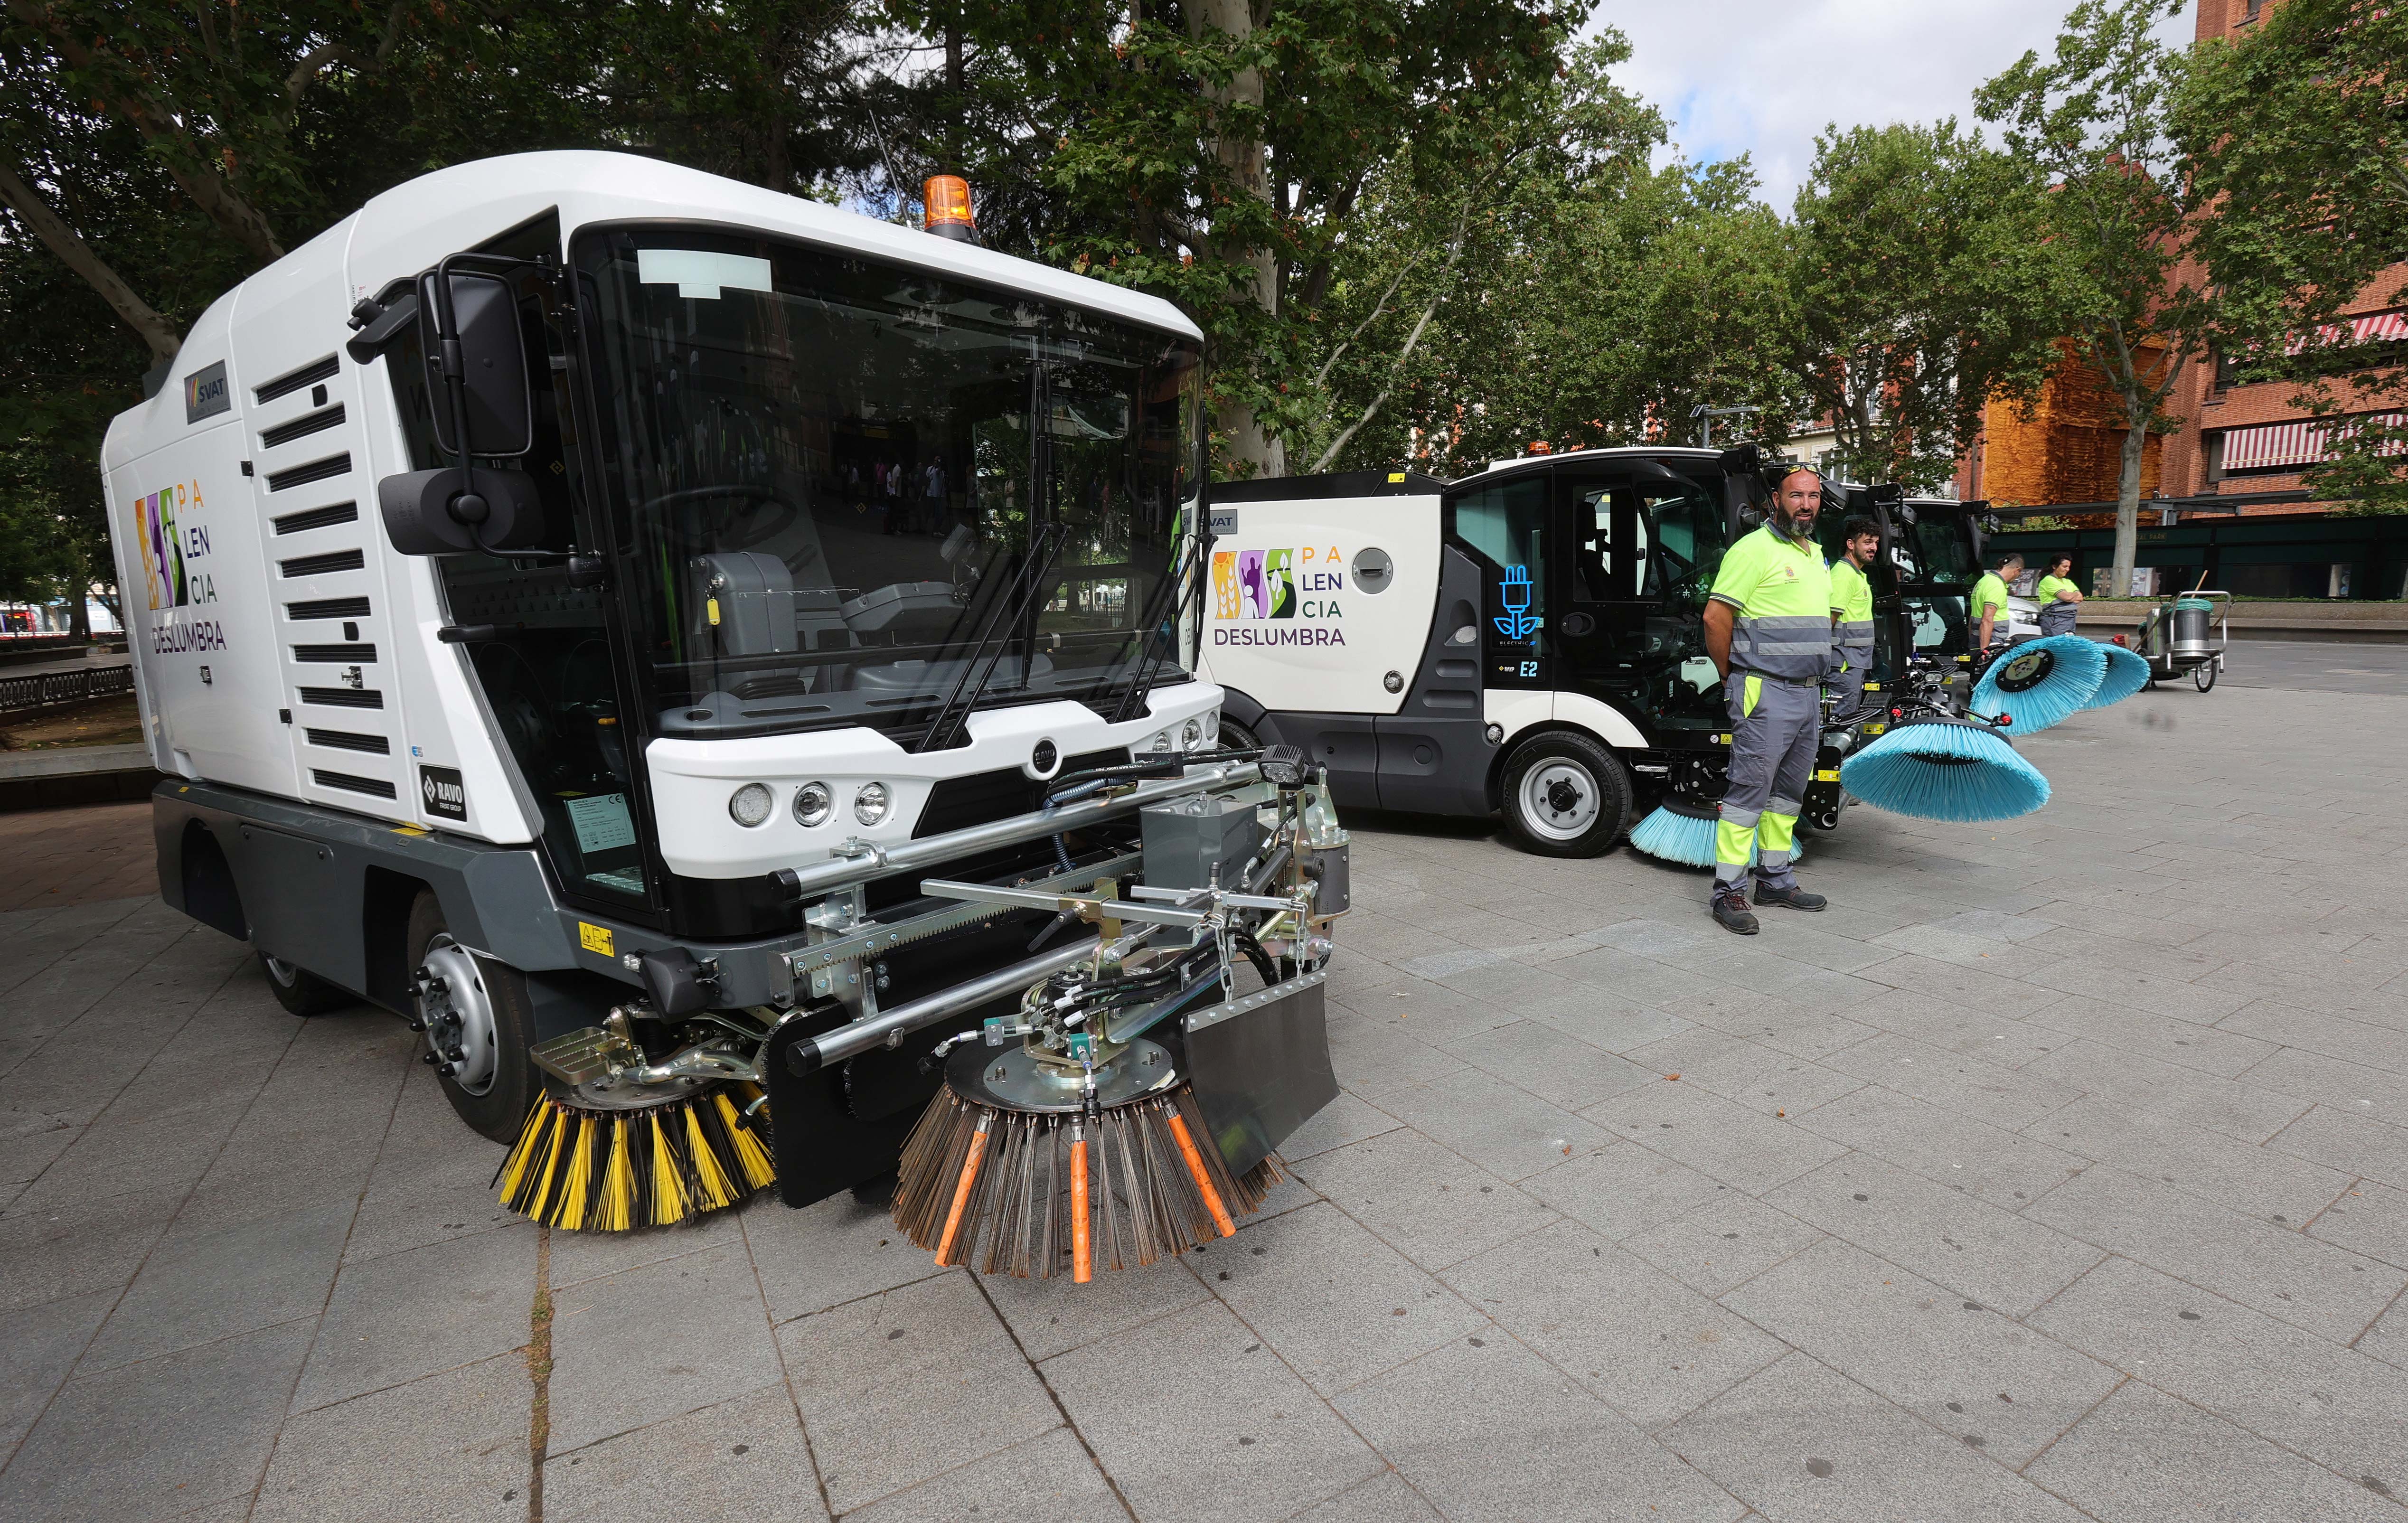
[1956,0,2406,596]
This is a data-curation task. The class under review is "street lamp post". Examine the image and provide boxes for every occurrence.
[1690,404,1764,449]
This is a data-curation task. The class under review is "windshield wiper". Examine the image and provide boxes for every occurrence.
[1109,532,1201,724]
[917,522,1066,752]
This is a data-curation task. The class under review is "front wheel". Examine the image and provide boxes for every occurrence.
[406,891,540,1143]
[1217,717,1263,753]
[1500,732,1632,857]
[2194,662,2217,693]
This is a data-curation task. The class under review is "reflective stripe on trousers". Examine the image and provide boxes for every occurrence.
[1716,672,1818,893]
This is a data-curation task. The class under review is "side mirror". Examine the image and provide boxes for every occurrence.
[379,468,545,555]
[418,270,532,458]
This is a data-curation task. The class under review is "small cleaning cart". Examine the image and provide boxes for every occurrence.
[2132,590,2229,692]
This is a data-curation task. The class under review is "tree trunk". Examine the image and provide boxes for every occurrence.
[0,164,180,360]
[2111,398,2148,598]
[1190,0,1283,478]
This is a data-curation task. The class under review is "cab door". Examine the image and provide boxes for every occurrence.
[1551,461,1736,743]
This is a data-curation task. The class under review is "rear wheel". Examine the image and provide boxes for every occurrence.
[2193,662,2217,693]
[405,891,540,1143]
[259,952,355,1016]
[1500,731,1632,858]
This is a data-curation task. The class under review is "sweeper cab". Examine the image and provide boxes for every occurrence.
[1200,448,1881,851]
[104,152,1344,1259]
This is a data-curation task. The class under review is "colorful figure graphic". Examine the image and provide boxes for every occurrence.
[1262,549,1296,619]
[1237,550,1268,620]
[138,492,171,611]
[160,487,187,607]
[1212,550,1241,620]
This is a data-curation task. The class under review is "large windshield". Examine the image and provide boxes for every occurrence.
[578,228,1203,742]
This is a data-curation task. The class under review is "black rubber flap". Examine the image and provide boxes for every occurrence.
[1182,980,1338,1175]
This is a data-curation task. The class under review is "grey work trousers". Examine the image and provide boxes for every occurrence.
[2037,600,2079,637]
[1716,670,1818,895]
[1825,646,1874,723]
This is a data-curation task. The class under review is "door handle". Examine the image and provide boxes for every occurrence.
[1560,611,1596,638]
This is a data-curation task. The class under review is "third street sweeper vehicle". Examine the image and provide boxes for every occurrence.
[104,152,1343,1266]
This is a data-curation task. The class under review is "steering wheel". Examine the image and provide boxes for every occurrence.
[637,483,801,551]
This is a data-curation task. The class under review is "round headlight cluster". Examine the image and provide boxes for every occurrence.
[727,782,775,828]
[793,780,833,827]
[854,781,890,826]
[1182,716,1204,749]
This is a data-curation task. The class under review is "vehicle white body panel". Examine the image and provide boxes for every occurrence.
[103,151,1204,869]
[1196,494,1441,715]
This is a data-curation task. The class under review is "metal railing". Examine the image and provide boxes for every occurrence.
[0,665,135,715]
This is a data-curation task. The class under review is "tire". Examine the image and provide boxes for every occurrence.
[1500,731,1632,858]
[1218,717,1263,753]
[259,951,357,1016]
[405,891,540,1144]
[2194,663,2216,692]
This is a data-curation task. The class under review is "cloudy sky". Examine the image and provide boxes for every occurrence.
[1590,0,2198,211]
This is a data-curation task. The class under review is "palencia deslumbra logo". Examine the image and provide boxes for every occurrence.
[1211,546,1348,647]
[133,479,227,657]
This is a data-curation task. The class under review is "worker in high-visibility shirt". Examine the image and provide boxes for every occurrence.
[2033,552,2082,638]
[1825,514,1880,723]
[1702,467,1832,936]
[1969,551,2022,663]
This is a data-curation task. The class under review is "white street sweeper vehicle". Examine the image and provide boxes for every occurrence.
[105,152,1343,1262]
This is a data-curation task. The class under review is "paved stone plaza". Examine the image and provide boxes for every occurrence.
[4,664,2408,1522]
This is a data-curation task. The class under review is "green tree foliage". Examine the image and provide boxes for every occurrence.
[1787,121,2056,492]
[2175,0,2408,515]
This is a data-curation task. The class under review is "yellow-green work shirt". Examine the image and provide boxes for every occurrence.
[1709,525,1832,680]
[1970,572,2010,621]
[2035,574,2078,603]
[1828,559,1873,623]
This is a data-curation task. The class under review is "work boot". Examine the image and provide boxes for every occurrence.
[1754,881,1827,912]
[1712,886,1759,936]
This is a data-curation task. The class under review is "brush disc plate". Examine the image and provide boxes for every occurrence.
[946,1038,1180,1114]
[1990,648,2058,693]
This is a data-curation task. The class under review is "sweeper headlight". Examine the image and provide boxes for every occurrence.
[728,782,775,828]
[793,780,833,828]
[854,781,891,826]
[1182,716,1204,749]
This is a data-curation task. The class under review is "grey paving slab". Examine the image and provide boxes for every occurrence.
[1587,1083,1850,1196]
[1789,1085,2085,1207]
[1373,1065,1613,1184]
[547,1240,783,1454]
[2309,1182,2408,1271]
[1043,1297,1383,1523]
[1620,1028,1862,1116]
[2025,1378,2398,1521]
[78,1192,355,1373]
[1286,1470,1442,1523]
[984,1250,1208,1362]
[0,1318,311,1523]
[1440,1017,1654,1111]
[293,1220,536,1412]
[1520,1139,1730,1241]
[2221,1002,2408,1076]
[2035,1093,2356,1223]
[1655,984,1882,1062]
[542,1382,826,1523]
[1723,1239,2121,1469]
[778,1271,1057,1516]
[0,1185,181,1315]
[2242,1046,2408,1129]
[253,1352,529,1523]
[2022,1036,2314,1143]
[2031,1254,2408,1491]
[339,1066,518,1265]
[2269,1105,2408,1193]
[1199,1200,1486,1396]
[1333,1333,1748,1523]
[741,1190,951,1326]
[841,1426,1119,1523]
[2018,993,2281,1077]
[1660,1352,2086,1522]
[2024,1166,2402,1344]
[1289,1128,1556,1272]
[1275,1091,1403,1163]
[1322,1009,1465,1101]
[1822,1031,2085,1132]
[0,1287,113,1451]
[1623,1189,1826,1297]
[1766,1155,2105,1318]
[1442,1218,1786,1430]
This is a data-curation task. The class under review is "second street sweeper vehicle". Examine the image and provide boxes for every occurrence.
[103,152,1343,1267]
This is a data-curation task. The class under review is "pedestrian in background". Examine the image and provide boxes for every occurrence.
[2034,552,2082,638]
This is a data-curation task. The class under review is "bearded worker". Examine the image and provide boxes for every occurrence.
[1700,466,1833,935]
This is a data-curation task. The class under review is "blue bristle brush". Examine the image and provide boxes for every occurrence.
[2082,643,2151,709]
[1969,635,2107,735]
[1841,716,2051,822]
[1626,796,1802,868]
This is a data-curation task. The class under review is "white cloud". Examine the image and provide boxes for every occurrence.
[1588,0,2196,211]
